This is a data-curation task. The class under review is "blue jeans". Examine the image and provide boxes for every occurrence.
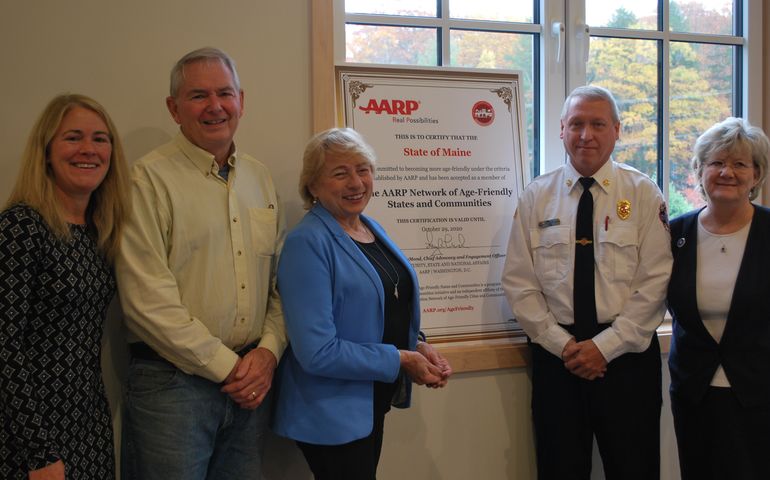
[121,358,270,480]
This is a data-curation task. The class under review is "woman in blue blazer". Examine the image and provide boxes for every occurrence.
[667,117,770,480]
[272,128,452,479]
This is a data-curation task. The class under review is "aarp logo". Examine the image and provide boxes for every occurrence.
[359,99,420,115]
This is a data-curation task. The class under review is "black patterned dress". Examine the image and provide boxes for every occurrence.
[0,204,115,479]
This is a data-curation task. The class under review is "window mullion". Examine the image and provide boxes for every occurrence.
[660,0,670,194]
[345,14,444,28]
[661,37,670,196]
[565,0,587,94]
[540,0,567,173]
[439,0,450,65]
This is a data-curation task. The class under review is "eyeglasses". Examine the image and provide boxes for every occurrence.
[704,160,754,172]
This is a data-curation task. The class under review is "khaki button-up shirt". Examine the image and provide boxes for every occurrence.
[116,133,286,382]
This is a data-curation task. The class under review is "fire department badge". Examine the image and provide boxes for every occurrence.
[617,200,631,220]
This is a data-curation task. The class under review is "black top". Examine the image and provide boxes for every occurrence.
[0,204,115,479]
[667,205,770,408]
[355,237,412,415]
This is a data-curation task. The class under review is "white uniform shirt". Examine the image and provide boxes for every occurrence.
[502,159,672,362]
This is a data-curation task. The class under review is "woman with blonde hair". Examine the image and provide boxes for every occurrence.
[0,94,130,479]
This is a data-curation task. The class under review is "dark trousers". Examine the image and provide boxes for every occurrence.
[672,387,770,480]
[296,412,386,480]
[530,334,662,480]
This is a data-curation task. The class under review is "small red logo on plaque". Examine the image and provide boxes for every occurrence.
[471,101,495,126]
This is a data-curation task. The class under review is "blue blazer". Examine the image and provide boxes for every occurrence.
[271,205,421,444]
[667,205,770,408]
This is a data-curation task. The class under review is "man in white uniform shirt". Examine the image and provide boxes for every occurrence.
[502,85,672,480]
[116,47,286,479]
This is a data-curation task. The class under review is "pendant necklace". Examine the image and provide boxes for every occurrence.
[357,238,401,299]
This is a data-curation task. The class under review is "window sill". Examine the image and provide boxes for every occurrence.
[434,322,672,374]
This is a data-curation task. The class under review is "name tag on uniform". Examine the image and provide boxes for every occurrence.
[538,218,560,228]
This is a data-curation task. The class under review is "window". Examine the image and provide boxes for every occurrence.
[331,0,763,216]
[582,0,748,215]
[342,0,539,180]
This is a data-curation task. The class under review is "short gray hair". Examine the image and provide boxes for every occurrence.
[561,85,621,125]
[692,117,769,201]
[169,47,241,97]
[299,128,377,210]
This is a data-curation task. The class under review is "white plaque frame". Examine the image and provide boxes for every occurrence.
[337,65,528,341]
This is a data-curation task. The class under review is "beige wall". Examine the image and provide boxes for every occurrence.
[765,3,770,137]
[3,1,754,479]
[0,0,312,223]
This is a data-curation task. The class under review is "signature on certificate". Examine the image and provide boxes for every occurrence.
[425,231,467,259]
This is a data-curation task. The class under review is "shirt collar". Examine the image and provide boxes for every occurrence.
[174,132,238,177]
[564,158,615,195]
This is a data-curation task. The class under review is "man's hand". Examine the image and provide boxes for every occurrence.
[416,341,453,388]
[221,347,277,409]
[561,338,580,362]
[29,460,65,480]
[562,339,607,380]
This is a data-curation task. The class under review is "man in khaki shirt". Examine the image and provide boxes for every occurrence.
[116,47,286,480]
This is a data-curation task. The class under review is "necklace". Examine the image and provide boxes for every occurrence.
[357,238,401,299]
[342,221,372,243]
[720,243,726,254]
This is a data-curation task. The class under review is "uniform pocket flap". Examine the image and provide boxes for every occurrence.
[598,224,638,248]
[530,225,571,248]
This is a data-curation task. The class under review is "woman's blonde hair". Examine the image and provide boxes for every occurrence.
[6,94,131,262]
[299,128,376,210]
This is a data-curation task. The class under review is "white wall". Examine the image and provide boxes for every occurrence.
[0,1,680,479]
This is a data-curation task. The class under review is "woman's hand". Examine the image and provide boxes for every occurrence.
[399,350,444,385]
[416,341,453,388]
[29,460,65,480]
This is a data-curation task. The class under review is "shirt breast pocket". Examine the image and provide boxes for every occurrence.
[597,224,639,282]
[248,207,278,257]
[530,226,571,285]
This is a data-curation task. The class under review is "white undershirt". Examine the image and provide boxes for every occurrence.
[696,212,751,387]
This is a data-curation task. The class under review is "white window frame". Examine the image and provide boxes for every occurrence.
[330,0,764,201]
